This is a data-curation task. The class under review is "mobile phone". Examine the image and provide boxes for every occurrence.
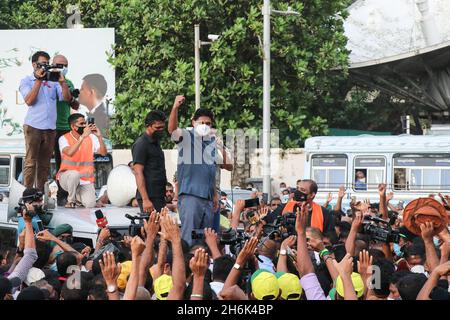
[37,220,44,232]
[244,197,260,208]
[87,117,95,125]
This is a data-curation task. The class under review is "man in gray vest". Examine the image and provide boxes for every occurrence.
[168,95,217,245]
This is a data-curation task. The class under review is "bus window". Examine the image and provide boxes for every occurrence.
[393,154,450,191]
[311,154,347,189]
[14,157,24,182]
[354,157,386,191]
[0,157,10,186]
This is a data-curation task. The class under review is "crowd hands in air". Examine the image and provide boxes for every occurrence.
[1,178,449,301]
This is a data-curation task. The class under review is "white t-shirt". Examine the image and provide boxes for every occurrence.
[59,133,100,185]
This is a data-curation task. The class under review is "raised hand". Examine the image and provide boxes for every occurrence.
[378,183,386,195]
[333,253,354,277]
[420,221,435,241]
[236,237,258,266]
[172,95,185,109]
[295,203,309,236]
[204,228,218,248]
[159,214,181,243]
[338,186,346,198]
[142,210,159,240]
[281,235,297,250]
[130,236,146,257]
[36,229,56,242]
[99,251,121,286]
[357,250,373,279]
[189,248,209,278]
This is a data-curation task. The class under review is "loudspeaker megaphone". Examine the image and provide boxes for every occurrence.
[107,165,137,207]
[7,179,26,222]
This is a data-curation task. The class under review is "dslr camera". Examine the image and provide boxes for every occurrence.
[36,62,65,82]
[15,191,44,217]
[362,215,401,243]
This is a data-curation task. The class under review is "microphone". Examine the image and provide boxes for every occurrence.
[95,210,108,229]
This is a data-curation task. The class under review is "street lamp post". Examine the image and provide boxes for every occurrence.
[194,24,219,110]
[262,1,299,196]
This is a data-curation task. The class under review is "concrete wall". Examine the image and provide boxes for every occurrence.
[112,148,305,193]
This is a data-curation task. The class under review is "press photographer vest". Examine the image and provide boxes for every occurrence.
[57,132,95,183]
[282,201,325,232]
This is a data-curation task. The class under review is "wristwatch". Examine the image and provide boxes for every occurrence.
[107,284,117,293]
[233,263,241,270]
[280,249,287,256]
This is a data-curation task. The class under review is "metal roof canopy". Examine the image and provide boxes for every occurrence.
[348,40,450,114]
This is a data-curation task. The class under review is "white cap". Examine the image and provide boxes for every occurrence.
[25,267,45,286]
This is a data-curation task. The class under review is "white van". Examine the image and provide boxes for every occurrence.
[303,134,450,209]
[0,135,140,248]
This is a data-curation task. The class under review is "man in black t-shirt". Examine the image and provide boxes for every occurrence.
[131,111,168,213]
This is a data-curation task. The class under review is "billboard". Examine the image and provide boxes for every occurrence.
[0,28,115,139]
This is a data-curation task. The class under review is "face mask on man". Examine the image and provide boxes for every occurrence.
[152,129,165,140]
[281,194,290,204]
[76,125,85,135]
[194,123,211,137]
[61,66,68,77]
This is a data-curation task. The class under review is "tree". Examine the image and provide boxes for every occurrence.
[0,0,351,148]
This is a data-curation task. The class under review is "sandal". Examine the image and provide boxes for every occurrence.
[65,202,76,209]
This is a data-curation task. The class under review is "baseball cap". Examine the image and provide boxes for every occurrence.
[154,274,173,300]
[117,261,132,290]
[250,269,279,300]
[51,224,73,237]
[275,272,302,300]
[25,267,45,286]
[335,272,364,299]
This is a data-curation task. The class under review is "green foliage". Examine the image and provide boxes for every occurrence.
[0,0,351,147]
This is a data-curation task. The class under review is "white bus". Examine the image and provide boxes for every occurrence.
[303,134,450,208]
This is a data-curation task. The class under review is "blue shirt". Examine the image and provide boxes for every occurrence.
[19,74,63,130]
[174,129,217,200]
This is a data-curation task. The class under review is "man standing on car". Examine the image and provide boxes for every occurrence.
[132,110,168,213]
[19,51,71,191]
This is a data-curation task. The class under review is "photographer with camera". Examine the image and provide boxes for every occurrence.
[56,113,107,208]
[16,188,46,235]
[19,51,72,191]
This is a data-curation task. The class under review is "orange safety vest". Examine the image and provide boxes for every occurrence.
[57,132,95,183]
[282,200,325,232]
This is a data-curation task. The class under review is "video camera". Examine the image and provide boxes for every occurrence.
[262,212,297,240]
[362,215,401,243]
[36,62,65,82]
[15,191,44,217]
[125,213,149,238]
[192,228,251,256]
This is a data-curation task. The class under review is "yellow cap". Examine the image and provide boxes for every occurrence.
[154,274,173,300]
[251,270,279,300]
[275,272,302,300]
[336,272,364,298]
[117,261,132,290]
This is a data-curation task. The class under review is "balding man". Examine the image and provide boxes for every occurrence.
[52,55,78,206]
[78,73,110,137]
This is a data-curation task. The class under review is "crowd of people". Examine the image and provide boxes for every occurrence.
[0,50,449,301]
[1,179,449,300]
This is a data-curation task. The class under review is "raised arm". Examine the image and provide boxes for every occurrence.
[62,126,92,157]
[99,252,121,300]
[295,204,315,276]
[168,95,185,135]
[378,184,388,220]
[223,237,259,291]
[231,199,245,230]
[417,260,450,300]
[333,253,358,300]
[189,248,209,300]
[160,215,185,300]
[139,210,159,286]
[276,236,296,273]
[124,236,146,300]
[204,228,222,260]
[420,222,440,273]
[345,212,363,256]
[37,229,83,264]
[334,186,346,213]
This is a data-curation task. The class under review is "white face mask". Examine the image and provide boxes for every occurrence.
[195,123,211,137]
[62,66,68,76]
[281,194,289,204]
[410,265,426,274]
